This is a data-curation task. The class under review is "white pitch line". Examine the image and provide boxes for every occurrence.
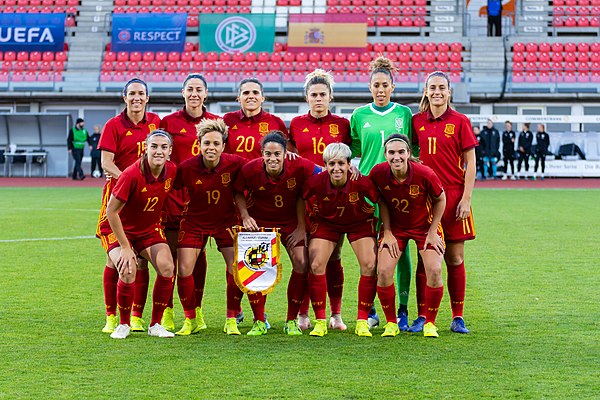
[0,235,96,243]
[0,208,98,212]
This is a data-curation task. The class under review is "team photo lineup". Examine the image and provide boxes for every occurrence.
[96,57,477,340]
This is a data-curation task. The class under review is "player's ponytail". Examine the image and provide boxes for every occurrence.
[304,69,334,98]
[419,71,451,113]
[369,56,396,84]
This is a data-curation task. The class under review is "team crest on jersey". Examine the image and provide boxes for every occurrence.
[444,124,455,137]
[221,173,231,185]
[148,124,156,132]
[164,178,172,192]
[349,192,359,203]
[394,118,404,133]
[259,122,269,134]
[287,178,296,189]
[126,130,133,136]
[329,124,339,136]
[409,185,420,197]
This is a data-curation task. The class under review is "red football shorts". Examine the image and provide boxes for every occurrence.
[441,187,476,242]
[309,217,377,243]
[101,228,167,254]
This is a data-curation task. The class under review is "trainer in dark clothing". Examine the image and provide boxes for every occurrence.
[67,118,88,180]
[502,120,516,179]
[474,126,486,180]
[481,119,501,179]
[534,123,550,179]
[88,124,103,178]
[517,122,533,178]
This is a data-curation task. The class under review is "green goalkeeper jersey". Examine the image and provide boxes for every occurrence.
[350,102,417,174]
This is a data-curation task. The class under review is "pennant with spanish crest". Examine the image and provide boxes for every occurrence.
[233,227,282,294]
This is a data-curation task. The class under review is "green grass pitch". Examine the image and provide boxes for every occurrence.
[0,187,598,399]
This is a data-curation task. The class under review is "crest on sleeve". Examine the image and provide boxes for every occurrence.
[221,173,231,185]
[164,178,172,192]
[259,122,269,135]
[444,124,455,137]
[287,178,296,189]
[409,185,420,197]
[349,192,359,203]
[148,124,156,132]
[329,124,339,136]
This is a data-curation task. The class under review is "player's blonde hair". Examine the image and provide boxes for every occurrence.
[419,71,451,113]
[304,69,334,96]
[369,56,396,84]
[196,118,228,143]
[323,142,352,164]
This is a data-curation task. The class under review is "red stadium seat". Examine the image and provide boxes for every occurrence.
[551,52,563,63]
[142,51,154,62]
[156,51,168,62]
[181,51,193,62]
[412,42,424,52]
[437,52,449,62]
[564,17,577,26]
[40,61,53,71]
[117,52,129,62]
[42,51,55,62]
[525,42,538,53]
[153,61,165,71]
[512,42,525,52]
[591,16,600,27]
[538,51,550,62]
[512,61,524,72]
[577,17,590,26]
[4,51,16,62]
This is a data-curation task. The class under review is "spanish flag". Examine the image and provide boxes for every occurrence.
[287,14,367,53]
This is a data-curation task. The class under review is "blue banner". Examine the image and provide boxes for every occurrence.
[0,13,65,52]
[112,13,187,52]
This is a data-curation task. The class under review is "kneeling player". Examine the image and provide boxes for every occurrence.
[370,134,446,337]
[104,130,177,339]
[302,143,380,337]
[234,131,320,336]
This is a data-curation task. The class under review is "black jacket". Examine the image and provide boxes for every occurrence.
[535,131,550,155]
[475,134,485,160]
[502,130,516,155]
[481,126,501,158]
[88,133,101,157]
[518,130,533,154]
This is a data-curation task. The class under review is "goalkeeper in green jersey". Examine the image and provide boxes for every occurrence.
[350,56,418,330]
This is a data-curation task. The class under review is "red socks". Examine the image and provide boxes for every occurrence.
[415,256,427,317]
[425,285,444,324]
[151,275,174,326]
[226,271,243,318]
[193,251,208,308]
[286,271,307,321]
[308,273,327,320]
[177,274,196,319]
[248,292,266,322]
[298,292,310,316]
[357,275,377,320]
[326,259,344,314]
[132,268,149,318]
[103,266,118,316]
[447,261,466,318]
[117,279,134,325]
[376,284,396,324]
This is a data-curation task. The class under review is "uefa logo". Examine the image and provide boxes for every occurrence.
[117,30,131,42]
[215,16,256,53]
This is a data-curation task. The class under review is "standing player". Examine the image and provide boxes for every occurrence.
[350,56,415,330]
[174,118,247,336]
[501,121,516,180]
[234,131,320,335]
[302,143,379,337]
[370,134,446,338]
[517,122,533,180]
[223,78,288,160]
[104,130,176,339]
[159,74,220,333]
[97,78,161,334]
[411,71,477,334]
[533,123,550,180]
[289,69,351,331]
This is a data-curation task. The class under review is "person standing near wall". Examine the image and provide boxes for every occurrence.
[501,121,516,180]
[481,119,500,180]
[88,124,103,178]
[67,118,88,180]
[533,123,550,180]
[487,0,502,37]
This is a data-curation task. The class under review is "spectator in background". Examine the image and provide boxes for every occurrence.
[88,124,103,178]
[487,0,502,37]
[534,123,550,180]
[481,119,500,179]
[473,126,486,180]
[502,120,517,180]
[67,118,88,180]
[517,122,533,180]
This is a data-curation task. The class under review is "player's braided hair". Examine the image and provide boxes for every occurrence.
[304,69,334,97]
[419,71,451,113]
[369,56,396,84]
[261,130,288,152]
[196,118,229,143]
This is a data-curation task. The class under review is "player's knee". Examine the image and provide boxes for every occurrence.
[445,254,464,266]
[427,267,443,287]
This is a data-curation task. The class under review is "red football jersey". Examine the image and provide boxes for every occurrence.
[159,107,220,227]
[289,112,351,166]
[234,156,320,227]
[369,161,444,237]
[111,159,176,238]
[412,108,477,189]
[302,172,379,227]
[98,109,161,172]
[174,153,246,230]
[223,109,289,160]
